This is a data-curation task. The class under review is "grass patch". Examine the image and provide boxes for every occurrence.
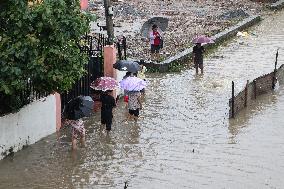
[168,62,187,72]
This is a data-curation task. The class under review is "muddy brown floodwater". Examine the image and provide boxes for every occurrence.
[1,10,284,189]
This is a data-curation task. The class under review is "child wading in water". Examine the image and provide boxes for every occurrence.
[61,97,87,150]
[100,90,116,132]
[63,119,86,150]
[127,91,142,123]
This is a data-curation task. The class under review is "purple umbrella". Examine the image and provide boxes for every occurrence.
[120,76,147,92]
[192,35,214,44]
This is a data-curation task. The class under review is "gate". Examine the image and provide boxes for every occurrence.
[60,33,108,112]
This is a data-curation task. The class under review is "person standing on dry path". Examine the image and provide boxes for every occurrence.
[192,43,205,74]
[149,24,162,62]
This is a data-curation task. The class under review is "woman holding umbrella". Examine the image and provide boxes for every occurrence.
[192,43,205,75]
[100,90,116,132]
[91,77,118,132]
[192,35,214,74]
[120,75,147,122]
[141,17,168,62]
[149,24,162,62]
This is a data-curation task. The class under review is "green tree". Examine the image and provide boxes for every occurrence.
[0,0,94,113]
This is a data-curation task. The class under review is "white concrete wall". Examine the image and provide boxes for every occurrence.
[0,94,57,160]
[116,70,128,97]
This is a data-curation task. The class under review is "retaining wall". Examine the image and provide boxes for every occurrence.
[229,64,284,118]
[0,94,60,160]
[147,15,261,72]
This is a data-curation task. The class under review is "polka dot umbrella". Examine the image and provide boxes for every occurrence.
[90,77,118,91]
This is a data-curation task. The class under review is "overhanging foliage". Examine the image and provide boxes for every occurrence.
[0,0,95,113]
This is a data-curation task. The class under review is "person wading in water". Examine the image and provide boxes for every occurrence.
[192,43,205,74]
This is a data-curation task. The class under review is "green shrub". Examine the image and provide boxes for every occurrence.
[168,62,185,72]
[0,0,95,113]
[146,66,160,73]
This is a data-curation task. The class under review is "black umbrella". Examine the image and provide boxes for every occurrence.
[63,96,94,120]
[113,60,141,73]
[141,17,169,37]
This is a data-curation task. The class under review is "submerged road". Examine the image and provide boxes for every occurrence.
[1,10,284,189]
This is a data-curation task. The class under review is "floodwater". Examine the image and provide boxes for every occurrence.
[1,11,284,189]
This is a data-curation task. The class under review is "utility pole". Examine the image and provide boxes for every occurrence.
[103,0,114,45]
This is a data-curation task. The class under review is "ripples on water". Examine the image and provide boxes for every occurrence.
[1,11,284,189]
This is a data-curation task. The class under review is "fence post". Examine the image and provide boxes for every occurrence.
[253,79,257,99]
[231,81,235,118]
[272,49,279,89]
[123,36,127,60]
[244,80,249,107]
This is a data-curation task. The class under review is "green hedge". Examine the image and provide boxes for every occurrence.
[0,0,95,114]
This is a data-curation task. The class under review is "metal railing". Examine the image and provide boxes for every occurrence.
[0,80,48,115]
[61,33,108,112]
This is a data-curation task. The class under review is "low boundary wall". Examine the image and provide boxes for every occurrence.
[0,93,61,160]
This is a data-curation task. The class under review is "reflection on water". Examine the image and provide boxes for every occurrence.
[228,88,279,143]
[1,11,284,189]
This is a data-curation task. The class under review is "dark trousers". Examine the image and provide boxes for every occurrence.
[101,108,113,131]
